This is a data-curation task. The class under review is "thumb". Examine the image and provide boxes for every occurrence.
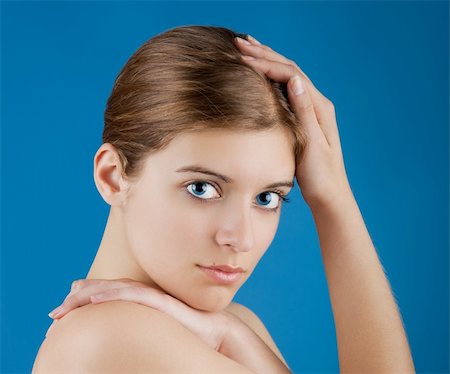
[288,75,327,146]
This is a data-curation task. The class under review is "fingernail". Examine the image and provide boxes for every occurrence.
[241,55,255,61]
[247,35,262,45]
[292,75,305,95]
[48,306,63,318]
[235,37,251,46]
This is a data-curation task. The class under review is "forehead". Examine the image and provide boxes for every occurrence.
[173,127,293,158]
[142,128,296,184]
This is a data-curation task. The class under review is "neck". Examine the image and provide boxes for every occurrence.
[86,207,154,285]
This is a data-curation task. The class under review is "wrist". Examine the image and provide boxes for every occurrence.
[218,312,291,373]
[308,186,355,215]
[218,312,245,355]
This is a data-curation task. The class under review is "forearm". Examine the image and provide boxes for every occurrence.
[311,192,415,373]
[219,315,291,374]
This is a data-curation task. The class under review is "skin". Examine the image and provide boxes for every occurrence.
[87,126,296,313]
[35,127,297,372]
[34,34,415,373]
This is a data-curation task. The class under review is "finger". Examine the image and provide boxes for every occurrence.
[236,41,333,111]
[63,279,85,300]
[70,280,82,292]
[69,277,133,292]
[288,75,329,147]
[90,287,204,331]
[235,37,293,67]
[49,280,135,319]
[235,37,315,87]
[65,279,103,299]
[241,57,340,148]
[246,34,262,46]
[236,35,307,79]
[91,287,167,310]
[63,277,144,304]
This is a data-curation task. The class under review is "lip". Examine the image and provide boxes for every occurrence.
[205,264,245,273]
[197,264,245,285]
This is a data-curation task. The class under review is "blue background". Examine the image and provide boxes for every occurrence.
[1,1,448,373]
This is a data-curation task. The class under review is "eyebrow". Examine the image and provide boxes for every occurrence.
[175,165,294,190]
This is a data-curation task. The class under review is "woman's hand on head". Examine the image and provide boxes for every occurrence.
[46,278,232,351]
[235,35,353,211]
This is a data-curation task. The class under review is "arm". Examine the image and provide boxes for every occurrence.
[233,33,415,372]
[311,193,415,373]
[44,284,291,373]
[34,301,255,373]
[226,302,290,368]
[220,311,291,374]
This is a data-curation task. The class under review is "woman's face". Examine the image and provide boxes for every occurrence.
[119,127,296,311]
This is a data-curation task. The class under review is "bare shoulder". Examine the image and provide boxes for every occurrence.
[225,301,289,367]
[32,300,252,373]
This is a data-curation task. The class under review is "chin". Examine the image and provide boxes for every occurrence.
[182,291,233,312]
[190,300,229,312]
[157,275,240,312]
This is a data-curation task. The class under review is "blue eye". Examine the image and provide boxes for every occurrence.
[185,181,290,212]
[186,181,219,199]
[256,192,279,209]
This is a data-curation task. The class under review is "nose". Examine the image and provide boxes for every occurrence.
[215,204,254,253]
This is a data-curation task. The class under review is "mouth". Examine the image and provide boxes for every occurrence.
[197,264,245,284]
[203,264,245,273]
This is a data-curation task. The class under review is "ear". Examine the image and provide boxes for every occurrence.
[93,143,130,206]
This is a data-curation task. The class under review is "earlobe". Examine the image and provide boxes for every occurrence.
[93,143,128,206]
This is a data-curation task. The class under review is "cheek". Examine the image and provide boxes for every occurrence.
[122,191,203,269]
[123,187,280,273]
[250,209,281,247]
[247,215,281,266]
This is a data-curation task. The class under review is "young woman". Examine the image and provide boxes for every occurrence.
[32,25,415,373]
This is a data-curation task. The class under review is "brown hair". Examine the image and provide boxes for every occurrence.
[103,25,307,182]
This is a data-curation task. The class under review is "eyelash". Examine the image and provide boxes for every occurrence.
[183,180,291,213]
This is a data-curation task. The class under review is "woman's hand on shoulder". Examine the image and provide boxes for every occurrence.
[35,299,254,374]
[45,278,291,373]
[47,278,228,351]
